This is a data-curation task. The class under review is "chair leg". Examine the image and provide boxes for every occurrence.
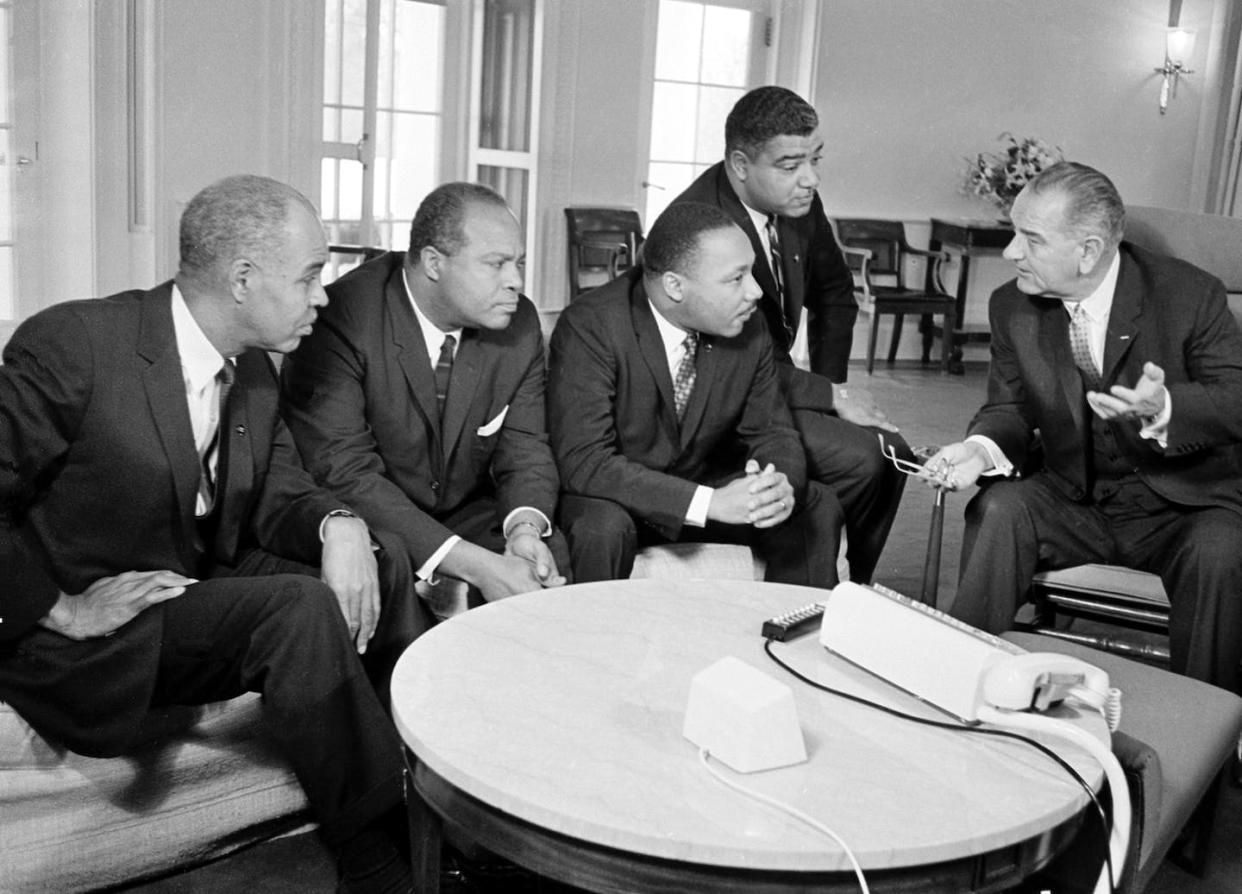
[940,308,956,373]
[867,310,881,375]
[919,313,933,364]
[888,314,904,366]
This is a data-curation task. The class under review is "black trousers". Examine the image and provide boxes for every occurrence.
[560,480,843,589]
[950,473,1242,690]
[794,409,909,584]
[153,551,406,847]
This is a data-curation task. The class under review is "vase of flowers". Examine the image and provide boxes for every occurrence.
[964,133,1064,218]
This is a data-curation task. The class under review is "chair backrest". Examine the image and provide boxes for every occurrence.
[1124,205,1242,294]
[565,207,644,301]
[831,218,908,277]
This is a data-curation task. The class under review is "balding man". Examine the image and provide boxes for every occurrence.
[0,175,414,892]
[930,162,1242,691]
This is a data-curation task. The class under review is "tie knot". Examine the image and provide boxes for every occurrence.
[440,334,457,358]
[683,331,698,352]
[218,359,235,386]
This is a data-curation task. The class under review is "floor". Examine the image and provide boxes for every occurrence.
[116,361,1241,894]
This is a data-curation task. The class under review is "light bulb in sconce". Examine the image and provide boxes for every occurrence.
[1157,27,1195,114]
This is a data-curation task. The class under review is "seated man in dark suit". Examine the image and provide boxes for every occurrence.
[928,162,1242,690]
[281,182,568,631]
[669,86,907,583]
[548,201,841,588]
[0,175,415,893]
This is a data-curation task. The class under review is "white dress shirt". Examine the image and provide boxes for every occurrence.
[170,285,231,518]
[649,301,712,526]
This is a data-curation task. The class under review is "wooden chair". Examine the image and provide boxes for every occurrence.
[564,207,643,302]
[830,218,957,373]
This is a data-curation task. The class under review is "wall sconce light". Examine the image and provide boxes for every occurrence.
[1156,27,1195,114]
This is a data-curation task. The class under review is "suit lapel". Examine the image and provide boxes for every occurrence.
[779,217,807,325]
[441,331,482,464]
[386,268,443,444]
[1102,254,1141,387]
[136,286,204,565]
[630,283,680,435]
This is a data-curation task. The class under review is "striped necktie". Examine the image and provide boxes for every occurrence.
[765,215,794,342]
[197,360,235,516]
[434,334,456,420]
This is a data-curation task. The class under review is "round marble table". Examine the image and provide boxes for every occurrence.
[391,579,1107,892]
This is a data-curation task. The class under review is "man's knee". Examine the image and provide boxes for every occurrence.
[252,573,348,638]
[559,495,638,581]
[1175,513,1242,574]
[964,481,1031,529]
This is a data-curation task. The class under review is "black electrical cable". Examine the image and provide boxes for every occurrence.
[763,638,1116,894]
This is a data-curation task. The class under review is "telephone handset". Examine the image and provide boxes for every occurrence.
[981,652,1112,715]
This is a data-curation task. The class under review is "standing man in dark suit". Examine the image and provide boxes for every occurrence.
[0,175,416,893]
[929,162,1242,690]
[548,201,841,587]
[282,182,567,629]
[670,86,906,583]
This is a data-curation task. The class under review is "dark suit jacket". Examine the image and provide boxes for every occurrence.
[548,268,806,541]
[280,251,559,567]
[672,162,856,393]
[0,285,342,753]
[969,243,1242,513]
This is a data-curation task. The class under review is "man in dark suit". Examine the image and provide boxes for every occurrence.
[0,176,415,892]
[670,86,906,583]
[548,201,841,587]
[929,162,1242,690]
[281,182,567,629]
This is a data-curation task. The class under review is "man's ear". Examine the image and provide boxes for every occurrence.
[420,246,444,282]
[725,148,751,182]
[1078,235,1106,275]
[227,258,258,302]
[662,270,685,303]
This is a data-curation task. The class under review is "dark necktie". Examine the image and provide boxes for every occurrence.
[434,334,456,420]
[765,215,794,342]
[198,360,235,516]
[1069,304,1102,391]
[673,332,698,422]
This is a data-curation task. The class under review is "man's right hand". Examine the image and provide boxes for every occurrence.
[38,570,196,640]
[708,461,794,528]
[443,541,550,603]
[921,441,992,491]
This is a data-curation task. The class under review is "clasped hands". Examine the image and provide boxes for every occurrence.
[709,458,794,528]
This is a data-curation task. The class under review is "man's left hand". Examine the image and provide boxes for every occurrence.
[1086,361,1167,423]
[835,385,899,432]
[504,533,567,588]
[321,514,381,654]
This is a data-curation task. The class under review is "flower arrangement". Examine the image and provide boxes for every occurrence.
[964,133,1064,216]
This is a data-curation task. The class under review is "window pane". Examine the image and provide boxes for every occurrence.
[478,165,528,236]
[320,158,339,220]
[393,2,444,112]
[341,0,367,107]
[322,107,340,142]
[338,158,363,220]
[340,107,364,144]
[323,0,341,105]
[388,112,438,220]
[699,6,751,85]
[649,82,697,163]
[376,0,394,108]
[644,161,697,232]
[479,0,534,152]
[655,1,702,82]
[694,85,744,163]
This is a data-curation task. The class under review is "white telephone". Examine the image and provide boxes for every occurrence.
[982,651,1112,715]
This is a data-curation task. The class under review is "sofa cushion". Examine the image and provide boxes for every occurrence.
[0,694,310,892]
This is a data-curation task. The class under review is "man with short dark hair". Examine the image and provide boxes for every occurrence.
[671,85,907,583]
[549,201,841,588]
[930,161,1242,690]
[0,175,415,893]
[282,182,568,633]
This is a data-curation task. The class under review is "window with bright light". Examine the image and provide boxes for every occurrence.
[644,0,767,228]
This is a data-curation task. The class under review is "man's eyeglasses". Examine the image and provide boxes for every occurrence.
[878,434,948,484]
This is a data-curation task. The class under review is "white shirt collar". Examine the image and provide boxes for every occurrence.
[647,298,693,358]
[1063,251,1121,322]
[402,266,462,366]
[170,283,229,389]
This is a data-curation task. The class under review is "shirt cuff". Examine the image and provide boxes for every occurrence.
[1138,386,1172,448]
[965,435,1013,478]
[501,507,552,539]
[417,535,462,582]
[685,485,713,527]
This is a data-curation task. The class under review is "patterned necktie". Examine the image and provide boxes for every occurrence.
[198,360,235,516]
[434,334,456,420]
[1068,304,1102,391]
[765,214,794,342]
[673,332,698,422]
